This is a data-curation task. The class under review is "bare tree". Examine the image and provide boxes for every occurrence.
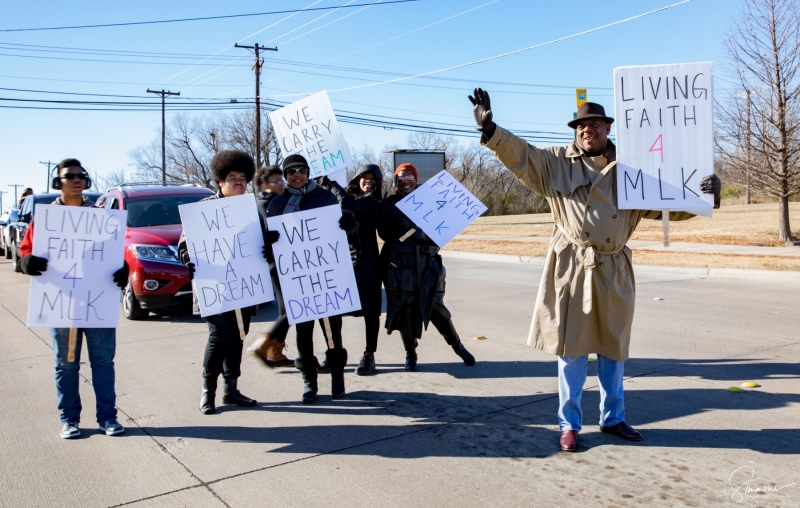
[717,0,800,240]
[93,168,128,193]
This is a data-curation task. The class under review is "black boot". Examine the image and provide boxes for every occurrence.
[317,356,331,374]
[402,336,418,372]
[327,348,348,399]
[433,319,476,366]
[200,378,217,414]
[295,357,319,404]
[355,352,376,376]
[222,378,257,406]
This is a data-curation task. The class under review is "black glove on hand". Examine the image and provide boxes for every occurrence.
[265,230,280,245]
[20,255,48,276]
[339,210,359,233]
[700,174,721,209]
[112,265,129,289]
[186,262,196,281]
[316,175,332,188]
[468,88,496,139]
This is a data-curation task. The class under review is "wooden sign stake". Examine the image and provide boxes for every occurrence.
[67,328,78,362]
[234,309,246,341]
[662,209,670,248]
[322,317,334,349]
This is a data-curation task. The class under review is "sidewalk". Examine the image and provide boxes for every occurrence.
[455,234,800,257]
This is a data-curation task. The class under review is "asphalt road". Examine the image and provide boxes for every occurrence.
[1,253,798,507]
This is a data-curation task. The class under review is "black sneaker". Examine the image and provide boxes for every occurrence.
[355,352,376,376]
[317,358,331,373]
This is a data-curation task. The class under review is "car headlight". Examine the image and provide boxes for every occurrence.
[129,244,180,264]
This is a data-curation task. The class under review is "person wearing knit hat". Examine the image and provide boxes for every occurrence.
[378,163,475,372]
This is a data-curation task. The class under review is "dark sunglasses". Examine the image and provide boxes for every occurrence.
[61,173,87,181]
[285,167,309,175]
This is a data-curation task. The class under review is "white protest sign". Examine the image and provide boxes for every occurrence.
[395,170,488,247]
[268,204,361,325]
[179,194,274,317]
[27,205,127,328]
[269,91,353,179]
[614,62,714,211]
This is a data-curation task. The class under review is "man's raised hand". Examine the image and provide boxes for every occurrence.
[468,88,496,138]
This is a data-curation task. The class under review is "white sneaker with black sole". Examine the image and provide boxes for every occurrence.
[99,419,125,436]
[61,422,81,439]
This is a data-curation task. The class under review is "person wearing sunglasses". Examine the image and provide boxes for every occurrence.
[263,154,359,403]
[379,163,476,372]
[469,89,722,452]
[250,166,294,368]
[178,150,279,415]
[18,159,129,439]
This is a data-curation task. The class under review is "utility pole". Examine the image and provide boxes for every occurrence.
[8,184,24,206]
[39,160,54,193]
[745,89,752,205]
[146,89,180,185]
[235,43,278,168]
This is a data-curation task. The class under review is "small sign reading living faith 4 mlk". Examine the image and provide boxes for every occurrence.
[395,170,487,247]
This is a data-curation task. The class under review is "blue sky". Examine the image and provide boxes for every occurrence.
[0,0,735,209]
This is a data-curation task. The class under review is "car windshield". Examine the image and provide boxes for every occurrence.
[126,195,209,227]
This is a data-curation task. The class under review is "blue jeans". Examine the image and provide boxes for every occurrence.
[50,328,117,425]
[557,355,625,432]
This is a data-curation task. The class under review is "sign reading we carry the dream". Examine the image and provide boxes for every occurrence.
[614,62,715,211]
[179,194,274,317]
[27,205,127,328]
[395,170,488,247]
[269,91,354,179]
[268,204,361,325]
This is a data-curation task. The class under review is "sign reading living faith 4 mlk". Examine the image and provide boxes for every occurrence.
[396,170,488,247]
[27,205,127,328]
[179,194,274,317]
[269,90,354,179]
[268,204,361,325]
[614,62,714,211]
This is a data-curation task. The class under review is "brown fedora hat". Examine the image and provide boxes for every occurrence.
[567,102,614,129]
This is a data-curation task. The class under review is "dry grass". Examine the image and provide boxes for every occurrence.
[446,239,800,272]
[464,203,800,246]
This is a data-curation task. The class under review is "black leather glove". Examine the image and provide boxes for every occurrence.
[316,175,332,188]
[468,88,496,139]
[338,210,359,233]
[700,174,721,209]
[186,262,195,281]
[20,255,48,276]
[112,265,129,289]
[265,230,280,245]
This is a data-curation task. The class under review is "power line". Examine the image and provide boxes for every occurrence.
[275,0,693,96]
[0,0,420,32]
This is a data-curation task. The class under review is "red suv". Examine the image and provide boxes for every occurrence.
[98,185,214,320]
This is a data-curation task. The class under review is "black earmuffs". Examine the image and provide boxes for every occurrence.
[51,167,92,191]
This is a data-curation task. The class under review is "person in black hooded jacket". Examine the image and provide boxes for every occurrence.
[379,163,475,372]
[267,154,359,403]
[321,164,385,375]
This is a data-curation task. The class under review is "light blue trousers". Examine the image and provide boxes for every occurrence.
[557,354,625,432]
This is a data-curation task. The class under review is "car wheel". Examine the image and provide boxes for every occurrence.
[11,242,21,273]
[123,281,149,320]
[4,240,11,259]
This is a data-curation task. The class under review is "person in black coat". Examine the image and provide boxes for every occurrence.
[249,166,294,367]
[267,154,359,403]
[322,164,385,375]
[379,163,475,372]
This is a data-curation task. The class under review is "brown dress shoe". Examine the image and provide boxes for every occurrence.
[600,421,643,441]
[559,430,579,452]
[248,334,294,368]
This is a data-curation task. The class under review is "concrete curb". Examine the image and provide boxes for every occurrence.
[440,249,800,282]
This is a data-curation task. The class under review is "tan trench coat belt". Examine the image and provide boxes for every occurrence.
[556,224,625,315]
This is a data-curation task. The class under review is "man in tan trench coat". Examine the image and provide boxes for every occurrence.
[468,89,721,452]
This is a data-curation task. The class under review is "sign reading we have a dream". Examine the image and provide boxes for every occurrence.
[395,170,488,247]
[269,91,354,179]
[268,205,361,325]
[27,205,127,328]
[179,194,274,317]
[614,62,715,211]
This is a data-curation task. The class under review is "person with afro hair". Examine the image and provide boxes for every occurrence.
[178,150,281,414]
